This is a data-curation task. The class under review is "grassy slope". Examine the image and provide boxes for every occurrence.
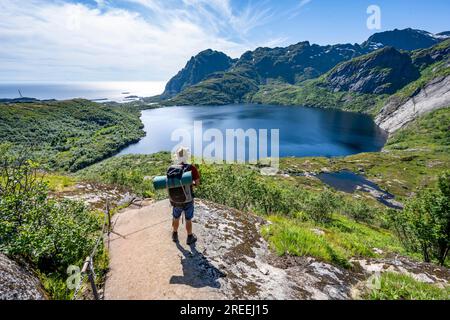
[0,99,144,172]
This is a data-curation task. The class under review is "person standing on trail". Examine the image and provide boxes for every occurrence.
[168,147,200,245]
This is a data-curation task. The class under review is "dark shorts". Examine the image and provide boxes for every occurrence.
[172,201,194,221]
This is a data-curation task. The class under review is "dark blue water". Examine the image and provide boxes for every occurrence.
[118,104,387,158]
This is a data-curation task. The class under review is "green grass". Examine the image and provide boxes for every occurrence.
[262,215,404,268]
[43,174,78,192]
[363,272,450,300]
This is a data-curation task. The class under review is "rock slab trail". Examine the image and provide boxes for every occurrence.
[104,199,450,300]
[104,200,224,299]
[104,199,367,300]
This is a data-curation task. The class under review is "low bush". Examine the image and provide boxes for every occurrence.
[0,145,104,298]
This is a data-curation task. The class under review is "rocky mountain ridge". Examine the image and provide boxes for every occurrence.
[160,28,449,106]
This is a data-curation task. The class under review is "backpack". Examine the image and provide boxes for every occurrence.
[167,164,193,207]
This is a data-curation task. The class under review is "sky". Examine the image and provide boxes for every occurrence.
[1,0,449,82]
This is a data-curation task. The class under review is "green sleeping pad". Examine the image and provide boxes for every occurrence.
[153,171,193,190]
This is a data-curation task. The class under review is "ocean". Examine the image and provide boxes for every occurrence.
[0,81,166,102]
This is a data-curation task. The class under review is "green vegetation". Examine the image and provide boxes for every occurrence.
[363,272,450,300]
[69,106,450,272]
[77,152,172,198]
[262,214,403,268]
[0,144,107,299]
[0,99,144,172]
[80,155,404,267]
[164,67,259,106]
[279,107,450,267]
[386,107,450,151]
[249,79,387,115]
[388,172,449,266]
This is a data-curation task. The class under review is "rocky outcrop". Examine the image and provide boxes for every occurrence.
[375,75,450,133]
[326,47,420,94]
[161,49,234,98]
[0,254,47,300]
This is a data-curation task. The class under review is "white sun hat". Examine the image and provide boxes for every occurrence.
[173,146,190,164]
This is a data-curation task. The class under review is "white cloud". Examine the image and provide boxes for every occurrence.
[0,0,284,81]
[288,0,312,19]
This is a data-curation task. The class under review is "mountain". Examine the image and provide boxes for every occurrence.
[165,42,370,105]
[250,39,450,117]
[161,28,449,108]
[161,49,235,98]
[234,41,369,84]
[437,31,450,37]
[362,28,448,51]
[325,47,420,94]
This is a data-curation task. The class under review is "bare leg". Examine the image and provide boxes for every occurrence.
[172,218,180,233]
[186,220,193,236]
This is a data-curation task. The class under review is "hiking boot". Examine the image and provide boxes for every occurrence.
[187,234,197,245]
[172,231,178,242]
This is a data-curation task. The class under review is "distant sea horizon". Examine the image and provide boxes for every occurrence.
[0,81,166,103]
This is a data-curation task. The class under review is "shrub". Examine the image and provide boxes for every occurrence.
[388,171,450,265]
[344,200,376,223]
[0,145,102,274]
[304,189,341,224]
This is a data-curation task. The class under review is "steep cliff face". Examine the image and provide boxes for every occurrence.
[326,47,420,95]
[375,75,450,133]
[161,49,234,98]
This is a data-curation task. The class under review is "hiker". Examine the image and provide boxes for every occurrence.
[168,147,200,245]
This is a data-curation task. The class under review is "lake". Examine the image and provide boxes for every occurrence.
[0,81,165,102]
[118,104,387,159]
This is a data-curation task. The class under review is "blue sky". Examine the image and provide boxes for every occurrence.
[1,0,449,82]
